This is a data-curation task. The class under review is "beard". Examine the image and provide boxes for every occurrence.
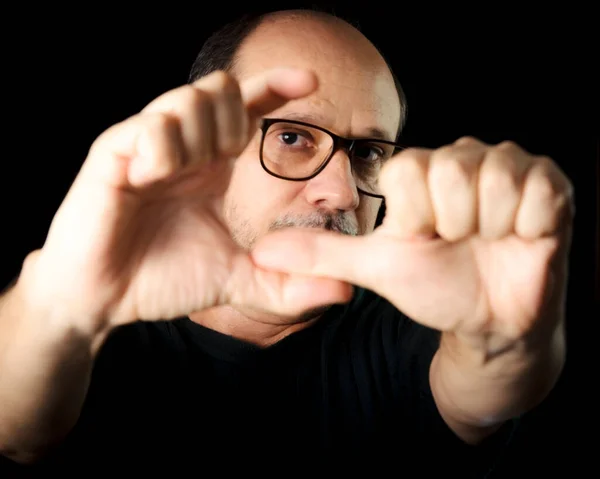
[228,206,359,249]
[227,208,358,322]
[269,210,359,236]
[266,211,358,320]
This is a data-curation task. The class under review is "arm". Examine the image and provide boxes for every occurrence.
[1,68,323,466]
[0,253,108,464]
[249,137,574,449]
[429,319,565,444]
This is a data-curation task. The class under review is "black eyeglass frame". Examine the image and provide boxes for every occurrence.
[258,118,405,199]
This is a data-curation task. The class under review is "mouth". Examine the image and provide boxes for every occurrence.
[323,216,336,231]
[270,215,357,236]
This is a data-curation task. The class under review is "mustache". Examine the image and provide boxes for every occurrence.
[269,211,358,236]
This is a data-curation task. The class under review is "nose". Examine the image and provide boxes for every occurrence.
[303,151,360,212]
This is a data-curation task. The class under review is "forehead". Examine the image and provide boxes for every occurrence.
[234,15,401,140]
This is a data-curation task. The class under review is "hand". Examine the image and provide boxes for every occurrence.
[252,137,575,347]
[25,68,351,334]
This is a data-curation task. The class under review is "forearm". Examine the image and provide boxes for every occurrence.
[429,322,566,445]
[0,256,107,464]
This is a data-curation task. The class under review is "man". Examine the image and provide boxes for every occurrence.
[0,8,573,476]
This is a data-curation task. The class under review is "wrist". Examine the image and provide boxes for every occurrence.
[13,251,111,354]
[444,313,565,365]
[430,325,565,438]
[436,323,566,402]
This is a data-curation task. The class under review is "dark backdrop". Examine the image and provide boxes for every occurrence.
[1,2,597,475]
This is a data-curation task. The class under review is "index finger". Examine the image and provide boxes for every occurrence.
[240,67,318,119]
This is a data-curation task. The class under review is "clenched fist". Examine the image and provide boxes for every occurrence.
[24,68,351,335]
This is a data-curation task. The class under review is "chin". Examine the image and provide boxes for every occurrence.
[296,304,333,323]
[226,303,332,327]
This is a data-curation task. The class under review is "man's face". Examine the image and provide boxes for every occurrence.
[224,15,401,248]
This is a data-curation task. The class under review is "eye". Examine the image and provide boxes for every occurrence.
[279,132,303,146]
[275,128,315,149]
[352,143,386,162]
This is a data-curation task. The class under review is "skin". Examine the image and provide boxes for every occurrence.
[190,12,400,345]
[0,9,573,462]
[245,16,573,444]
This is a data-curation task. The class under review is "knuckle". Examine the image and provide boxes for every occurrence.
[484,144,512,164]
[454,135,480,146]
[533,156,566,199]
[432,144,460,161]
[179,85,212,112]
[431,149,473,184]
[91,121,121,151]
[391,146,428,164]
[480,168,518,195]
[392,155,424,179]
[381,148,427,182]
[200,70,242,101]
[219,135,244,157]
[211,70,240,94]
[144,112,178,135]
[532,174,559,201]
[440,160,471,185]
[138,113,180,162]
[481,151,523,192]
[495,140,521,153]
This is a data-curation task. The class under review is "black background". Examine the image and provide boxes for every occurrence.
[1,1,598,475]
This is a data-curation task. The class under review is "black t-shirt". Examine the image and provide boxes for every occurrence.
[6,288,519,476]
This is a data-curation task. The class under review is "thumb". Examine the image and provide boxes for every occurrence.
[224,251,354,318]
[250,228,377,289]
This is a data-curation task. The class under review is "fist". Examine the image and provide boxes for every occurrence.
[379,136,574,242]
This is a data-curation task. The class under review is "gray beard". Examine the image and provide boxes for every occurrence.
[264,211,358,320]
[229,208,359,250]
[228,209,358,321]
[269,211,358,236]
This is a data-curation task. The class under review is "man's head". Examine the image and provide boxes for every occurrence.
[189,9,406,249]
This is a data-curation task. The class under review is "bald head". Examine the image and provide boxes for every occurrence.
[235,11,402,138]
[233,9,381,72]
[190,9,407,135]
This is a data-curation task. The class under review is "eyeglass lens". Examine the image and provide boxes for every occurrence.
[262,121,398,195]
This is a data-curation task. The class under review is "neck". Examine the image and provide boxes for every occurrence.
[188,305,325,348]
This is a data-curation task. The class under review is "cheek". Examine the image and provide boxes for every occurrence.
[357,198,383,233]
[224,147,300,230]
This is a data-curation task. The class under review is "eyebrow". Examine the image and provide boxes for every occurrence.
[277,112,394,142]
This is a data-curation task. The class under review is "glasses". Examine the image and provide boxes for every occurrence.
[258,118,405,198]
